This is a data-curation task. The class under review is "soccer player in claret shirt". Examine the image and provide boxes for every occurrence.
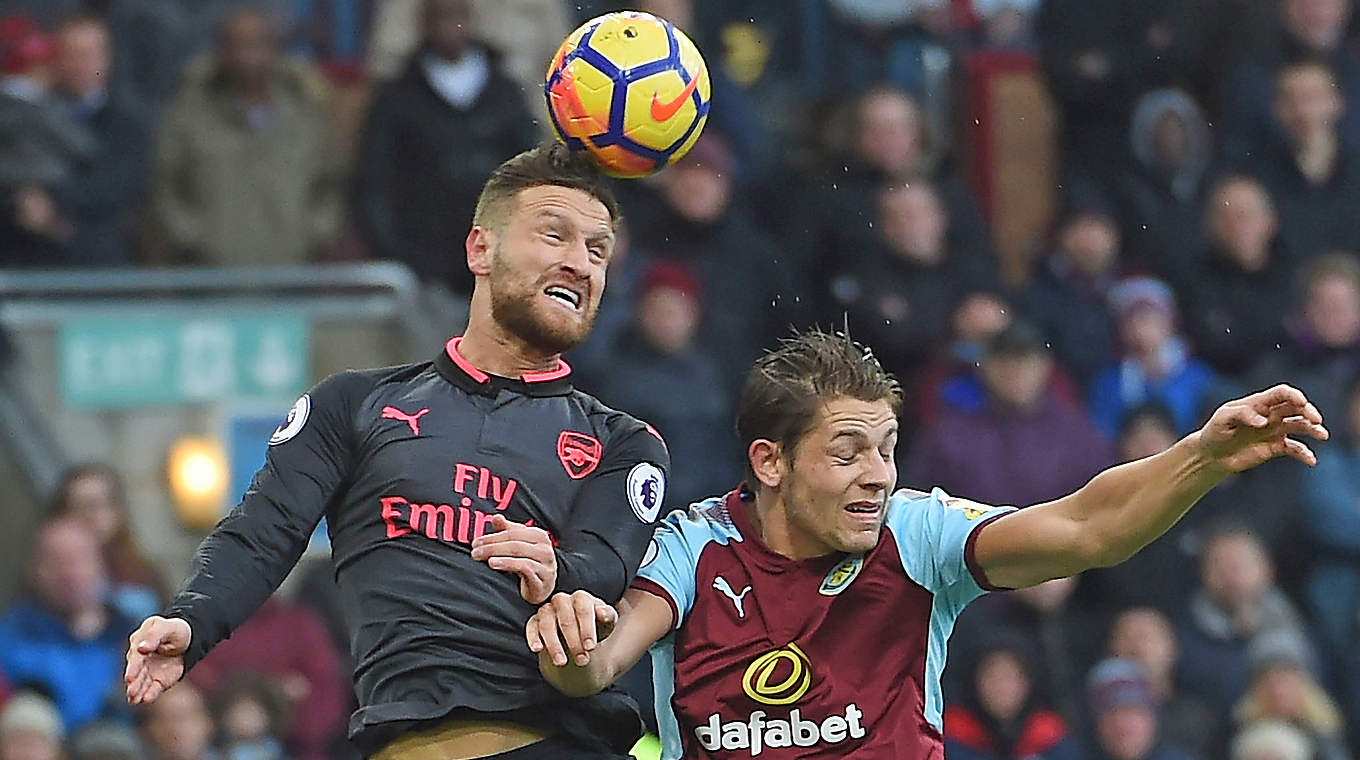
[123,143,672,760]
[526,330,1328,760]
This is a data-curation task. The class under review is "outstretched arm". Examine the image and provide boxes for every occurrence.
[526,588,673,697]
[973,384,1327,589]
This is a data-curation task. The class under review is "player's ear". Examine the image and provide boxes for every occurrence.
[467,226,495,276]
[748,439,783,489]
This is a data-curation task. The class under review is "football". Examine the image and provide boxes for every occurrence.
[544,11,711,178]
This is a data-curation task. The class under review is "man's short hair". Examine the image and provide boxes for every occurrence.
[736,330,902,479]
[472,142,620,231]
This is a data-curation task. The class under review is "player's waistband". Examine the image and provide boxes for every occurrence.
[371,718,549,760]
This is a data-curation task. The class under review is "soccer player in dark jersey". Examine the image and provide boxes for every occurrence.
[524,330,1328,760]
[123,143,671,760]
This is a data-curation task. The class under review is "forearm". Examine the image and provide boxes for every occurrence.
[536,649,616,697]
[1068,432,1227,567]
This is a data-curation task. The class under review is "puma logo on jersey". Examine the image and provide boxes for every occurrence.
[714,575,752,618]
[382,405,429,436]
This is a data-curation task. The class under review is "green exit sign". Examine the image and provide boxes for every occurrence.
[60,313,308,408]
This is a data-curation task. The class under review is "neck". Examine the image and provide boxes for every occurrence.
[748,487,829,560]
[1295,131,1339,182]
[459,301,562,378]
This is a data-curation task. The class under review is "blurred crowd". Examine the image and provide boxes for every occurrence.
[2,0,1360,759]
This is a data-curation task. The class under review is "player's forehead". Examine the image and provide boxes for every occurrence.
[811,397,898,441]
[510,185,614,236]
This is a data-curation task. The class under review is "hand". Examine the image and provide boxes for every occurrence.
[471,515,557,604]
[1194,384,1328,473]
[525,590,617,667]
[125,616,191,704]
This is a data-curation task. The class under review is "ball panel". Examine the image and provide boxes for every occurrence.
[622,71,702,152]
[546,57,616,144]
[671,27,712,104]
[582,12,673,72]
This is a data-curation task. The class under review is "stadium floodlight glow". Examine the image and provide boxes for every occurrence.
[167,436,228,530]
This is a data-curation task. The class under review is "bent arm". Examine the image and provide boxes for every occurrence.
[537,588,673,697]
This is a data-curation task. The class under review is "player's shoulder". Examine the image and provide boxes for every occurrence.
[313,361,429,399]
[572,389,668,453]
[655,494,744,549]
[884,487,1012,531]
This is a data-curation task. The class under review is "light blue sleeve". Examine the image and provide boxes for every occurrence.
[885,487,1015,606]
[633,497,739,629]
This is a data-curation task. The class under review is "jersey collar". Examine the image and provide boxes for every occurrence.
[435,336,574,397]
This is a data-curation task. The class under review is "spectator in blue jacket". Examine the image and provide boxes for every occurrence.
[0,516,138,732]
[1089,276,1218,437]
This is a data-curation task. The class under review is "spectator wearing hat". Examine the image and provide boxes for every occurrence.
[1232,720,1317,760]
[912,291,1077,430]
[1113,88,1214,283]
[0,692,64,760]
[627,133,809,404]
[581,259,739,512]
[1088,276,1218,438]
[1020,194,1124,390]
[1177,523,1318,723]
[1106,607,1220,758]
[1232,630,1350,760]
[905,319,1114,507]
[0,16,95,268]
[943,632,1081,760]
[1085,658,1199,760]
[70,721,145,760]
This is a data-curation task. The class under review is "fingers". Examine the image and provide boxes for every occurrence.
[534,603,571,667]
[1249,384,1308,412]
[573,591,600,652]
[552,592,589,665]
[595,601,618,641]
[471,516,544,548]
[1278,415,1329,441]
[1282,436,1318,467]
[471,539,552,562]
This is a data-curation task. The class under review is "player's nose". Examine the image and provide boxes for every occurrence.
[861,448,892,491]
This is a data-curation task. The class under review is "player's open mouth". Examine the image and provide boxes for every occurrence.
[544,285,583,311]
[844,500,882,518]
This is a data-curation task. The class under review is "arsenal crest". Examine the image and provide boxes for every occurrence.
[557,431,602,479]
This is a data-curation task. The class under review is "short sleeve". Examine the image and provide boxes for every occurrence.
[884,488,1015,606]
[631,498,734,630]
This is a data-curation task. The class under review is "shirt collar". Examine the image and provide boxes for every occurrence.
[434,336,574,397]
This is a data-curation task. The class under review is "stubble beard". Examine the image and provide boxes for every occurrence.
[488,259,595,356]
